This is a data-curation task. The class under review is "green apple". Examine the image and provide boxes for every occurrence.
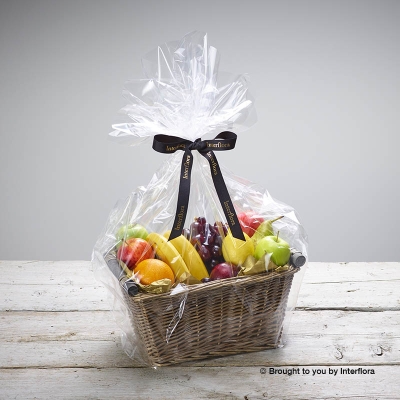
[252,216,284,245]
[116,223,148,249]
[254,232,290,266]
[222,231,254,266]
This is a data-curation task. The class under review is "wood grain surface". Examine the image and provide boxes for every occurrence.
[0,261,399,399]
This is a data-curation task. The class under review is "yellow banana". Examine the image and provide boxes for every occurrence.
[163,230,209,281]
[146,232,190,282]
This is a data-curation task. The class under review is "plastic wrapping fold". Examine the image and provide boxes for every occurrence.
[92,31,308,367]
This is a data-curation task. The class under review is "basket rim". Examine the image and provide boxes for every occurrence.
[129,265,299,302]
[103,250,301,303]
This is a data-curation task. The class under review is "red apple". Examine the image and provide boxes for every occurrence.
[238,211,264,238]
[117,238,154,270]
[210,262,239,280]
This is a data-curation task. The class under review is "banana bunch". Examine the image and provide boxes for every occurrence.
[146,233,190,282]
[146,232,209,283]
[163,231,209,281]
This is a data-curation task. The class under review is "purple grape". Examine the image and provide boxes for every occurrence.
[211,245,222,258]
[182,228,190,240]
[190,234,201,247]
[197,217,207,225]
[213,221,228,237]
[189,218,227,269]
[210,258,220,269]
[207,232,216,246]
[190,221,201,236]
[214,235,222,247]
[199,245,211,262]
[205,261,213,274]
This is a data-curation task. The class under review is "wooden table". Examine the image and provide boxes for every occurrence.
[1,261,399,399]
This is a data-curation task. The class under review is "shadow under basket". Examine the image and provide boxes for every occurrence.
[115,260,299,367]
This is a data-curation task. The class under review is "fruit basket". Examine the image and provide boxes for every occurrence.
[92,32,308,367]
[105,251,300,366]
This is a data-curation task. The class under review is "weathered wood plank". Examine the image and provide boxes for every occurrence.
[0,284,110,311]
[0,260,96,285]
[0,311,117,341]
[295,280,400,310]
[2,310,399,342]
[0,366,397,400]
[2,261,399,286]
[2,277,399,311]
[1,262,399,398]
[1,311,398,368]
[1,330,398,369]
[0,261,400,311]
[303,262,400,283]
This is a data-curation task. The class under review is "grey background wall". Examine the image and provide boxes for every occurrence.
[0,0,399,262]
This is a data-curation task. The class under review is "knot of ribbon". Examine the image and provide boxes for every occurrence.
[152,131,245,242]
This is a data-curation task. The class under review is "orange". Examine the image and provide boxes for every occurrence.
[133,259,175,285]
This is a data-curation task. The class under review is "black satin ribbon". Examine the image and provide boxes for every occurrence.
[152,131,245,242]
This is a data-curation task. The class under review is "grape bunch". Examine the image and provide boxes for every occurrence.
[183,217,228,274]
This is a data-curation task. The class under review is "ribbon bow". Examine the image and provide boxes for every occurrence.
[152,131,245,242]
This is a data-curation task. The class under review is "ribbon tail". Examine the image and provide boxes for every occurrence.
[168,148,194,241]
[201,150,245,241]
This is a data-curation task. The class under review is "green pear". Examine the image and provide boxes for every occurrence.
[252,216,284,245]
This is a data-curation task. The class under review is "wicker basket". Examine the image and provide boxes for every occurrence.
[117,261,299,366]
